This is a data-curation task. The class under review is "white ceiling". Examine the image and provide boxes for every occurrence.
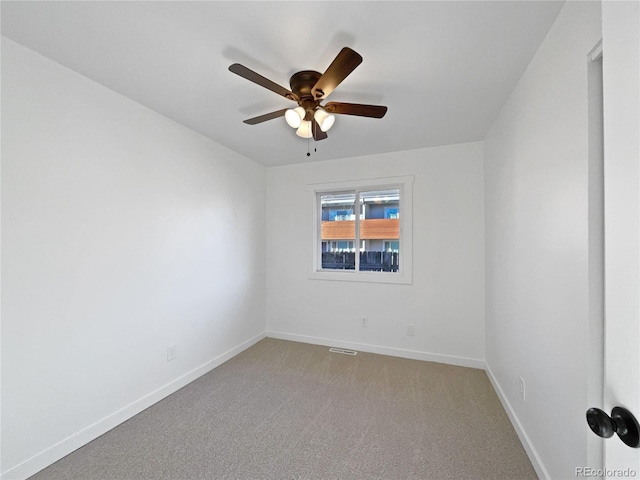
[1,1,564,167]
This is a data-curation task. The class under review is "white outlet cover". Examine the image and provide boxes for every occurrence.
[167,345,177,361]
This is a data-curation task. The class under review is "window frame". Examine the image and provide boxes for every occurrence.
[308,176,414,284]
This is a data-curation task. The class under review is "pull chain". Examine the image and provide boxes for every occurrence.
[314,120,317,152]
[305,117,318,158]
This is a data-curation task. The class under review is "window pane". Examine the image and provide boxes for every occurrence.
[320,192,356,270]
[359,189,400,272]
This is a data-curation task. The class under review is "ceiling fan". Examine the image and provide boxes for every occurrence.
[228,47,387,141]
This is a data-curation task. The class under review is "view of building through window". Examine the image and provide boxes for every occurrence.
[320,189,400,272]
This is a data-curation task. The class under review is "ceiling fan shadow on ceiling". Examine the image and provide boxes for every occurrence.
[228,47,387,150]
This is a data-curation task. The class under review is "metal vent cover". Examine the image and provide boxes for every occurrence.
[329,347,358,355]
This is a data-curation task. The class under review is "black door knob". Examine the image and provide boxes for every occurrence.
[587,408,615,438]
[586,406,640,448]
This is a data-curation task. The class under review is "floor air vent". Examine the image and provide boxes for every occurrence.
[329,347,358,355]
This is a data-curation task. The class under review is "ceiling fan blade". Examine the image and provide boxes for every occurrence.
[312,119,328,141]
[311,47,363,100]
[324,102,388,118]
[243,108,289,125]
[229,63,297,101]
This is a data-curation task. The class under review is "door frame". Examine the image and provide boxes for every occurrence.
[601,0,640,473]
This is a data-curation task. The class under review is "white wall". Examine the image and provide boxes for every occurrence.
[484,2,602,479]
[266,142,485,367]
[1,38,266,479]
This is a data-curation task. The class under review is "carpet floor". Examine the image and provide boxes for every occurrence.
[30,338,537,479]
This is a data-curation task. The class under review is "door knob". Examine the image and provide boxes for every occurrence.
[586,406,640,448]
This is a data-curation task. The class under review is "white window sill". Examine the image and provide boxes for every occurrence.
[309,269,412,285]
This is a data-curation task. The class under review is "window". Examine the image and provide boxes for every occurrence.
[383,240,400,252]
[329,209,354,221]
[384,207,399,219]
[322,240,356,253]
[309,176,413,284]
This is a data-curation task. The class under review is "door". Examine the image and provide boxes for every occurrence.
[602,0,640,473]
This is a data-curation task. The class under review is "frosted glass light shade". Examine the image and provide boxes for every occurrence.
[285,107,305,128]
[314,109,335,132]
[296,120,313,138]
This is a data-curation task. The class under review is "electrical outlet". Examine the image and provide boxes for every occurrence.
[407,324,415,336]
[167,345,177,362]
[360,317,368,327]
[519,376,526,401]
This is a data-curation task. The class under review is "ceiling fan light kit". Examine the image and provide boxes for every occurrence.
[285,106,305,129]
[296,121,313,139]
[313,108,335,132]
[229,47,387,152]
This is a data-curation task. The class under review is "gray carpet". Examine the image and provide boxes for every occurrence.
[30,338,537,479]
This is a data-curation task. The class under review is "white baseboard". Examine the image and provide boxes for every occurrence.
[1,332,266,480]
[484,364,548,480]
[266,330,485,369]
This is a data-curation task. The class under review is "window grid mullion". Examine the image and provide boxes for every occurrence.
[354,190,360,271]
[317,192,322,270]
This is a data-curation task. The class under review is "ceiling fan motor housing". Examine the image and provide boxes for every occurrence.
[289,70,324,119]
[289,70,322,99]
